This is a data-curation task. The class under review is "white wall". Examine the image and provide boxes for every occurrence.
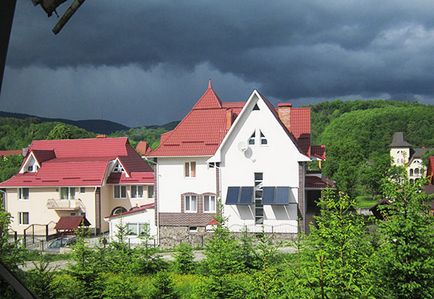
[157,157,217,213]
[390,148,410,166]
[218,95,303,233]
[107,209,157,245]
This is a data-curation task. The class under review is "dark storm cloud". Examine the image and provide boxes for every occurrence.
[1,0,433,126]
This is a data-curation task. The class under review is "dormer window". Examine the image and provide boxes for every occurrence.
[249,131,256,145]
[253,104,260,111]
[27,165,34,172]
[113,163,124,173]
[260,130,267,145]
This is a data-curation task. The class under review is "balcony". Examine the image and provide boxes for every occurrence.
[47,198,85,211]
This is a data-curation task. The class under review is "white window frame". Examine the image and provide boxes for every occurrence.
[131,185,144,199]
[184,161,196,178]
[203,194,216,213]
[18,212,29,225]
[60,187,76,200]
[18,188,29,200]
[113,162,125,173]
[184,195,197,213]
[114,185,127,199]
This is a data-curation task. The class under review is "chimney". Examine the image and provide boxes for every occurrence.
[226,109,233,130]
[277,102,292,131]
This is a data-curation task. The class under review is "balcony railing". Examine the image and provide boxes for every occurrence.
[47,198,85,211]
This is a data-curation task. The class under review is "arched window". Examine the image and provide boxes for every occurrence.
[410,169,414,176]
[415,168,419,175]
[410,179,414,184]
[111,206,127,216]
[419,168,424,176]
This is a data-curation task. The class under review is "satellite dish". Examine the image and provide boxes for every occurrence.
[237,141,248,152]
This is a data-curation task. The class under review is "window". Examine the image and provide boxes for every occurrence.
[204,195,216,212]
[27,165,33,172]
[249,131,256,145]
[184,162,196,177]
[18,188,29,200]
[80,187,86,193]
[415,168,419,175]
[18,212,29,225]
[254,172,264,224]
[114,185,127,199]
[60,187,75,200]
[253,104,260,111]
[131,185,144,198]
[260,130,267,145]
[111,206,127,216]
[410,169,414,176]
[127,223,138,235]
[113,162,124,173]
[147,185,154,198]
[139,223,150,236]
[184,195,197,212]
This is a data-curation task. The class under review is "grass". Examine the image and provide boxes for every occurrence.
[23,250,72,262]
[355,195,378,209]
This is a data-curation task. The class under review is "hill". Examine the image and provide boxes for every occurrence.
[0,111,129,134]
[315,102,434,197]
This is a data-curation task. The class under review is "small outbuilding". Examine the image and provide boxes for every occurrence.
[105,203,157,245]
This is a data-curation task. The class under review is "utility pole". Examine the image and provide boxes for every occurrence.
[0,0,17,97]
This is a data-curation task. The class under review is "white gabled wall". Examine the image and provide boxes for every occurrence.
[157,157,216,213]
[218,93,302,233]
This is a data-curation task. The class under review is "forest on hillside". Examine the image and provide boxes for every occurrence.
[1,100,433,200]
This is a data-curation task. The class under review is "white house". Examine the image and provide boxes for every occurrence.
[390,132,433,183]
[147,82,330,246]
[105,203,157,245]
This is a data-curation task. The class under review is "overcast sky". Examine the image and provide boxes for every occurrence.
[1,0,434,127]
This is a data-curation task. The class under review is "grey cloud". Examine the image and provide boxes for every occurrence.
[2,0,434,126]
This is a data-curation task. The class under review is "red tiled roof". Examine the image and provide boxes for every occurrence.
[311,145,326,160]
[55,216,91,231]
[305,176,335,189]
[107,203,155,219]
[32,150,56,163]
[148,85,319,158]
[0,150,22,157]
[135,141,151,156]
[0,138,154,187]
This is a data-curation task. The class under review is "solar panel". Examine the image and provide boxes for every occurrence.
[239,187,254,204]
[275,187,290,205]
[226,187,240,205]
[262,187,275,204]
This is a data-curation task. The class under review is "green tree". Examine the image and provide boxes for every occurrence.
[301,189,375,298]
[26,256,56,299]
[47,123,74,139]
[375,171,434,298]
[173,242,195,274]
[0,203,25,299]
[150,272,180,299]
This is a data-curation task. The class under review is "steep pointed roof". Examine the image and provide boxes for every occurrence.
[192,80,222,110]
[390,132,411,148]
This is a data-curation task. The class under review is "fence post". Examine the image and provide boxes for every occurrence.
[45,225,49,241]
[32,225,35,244]
[14,231,17,244]
[23,230,26,248]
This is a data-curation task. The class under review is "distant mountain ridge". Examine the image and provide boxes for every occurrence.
[0,111,129,134]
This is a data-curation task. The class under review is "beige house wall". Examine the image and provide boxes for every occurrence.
[5,184,155,235]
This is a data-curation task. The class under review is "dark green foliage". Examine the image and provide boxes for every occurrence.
[0,117,95,150]
[0,203,26,299]
[0,155,23,182]
[101,273,141,299]
[150,272,180,299]
[26,256,56,299]
[320,105,434,196]
[110,127,168,149]
[374,171,434,298]
[173,242,195,274]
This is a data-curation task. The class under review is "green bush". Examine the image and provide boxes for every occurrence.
[173,242,195,274]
